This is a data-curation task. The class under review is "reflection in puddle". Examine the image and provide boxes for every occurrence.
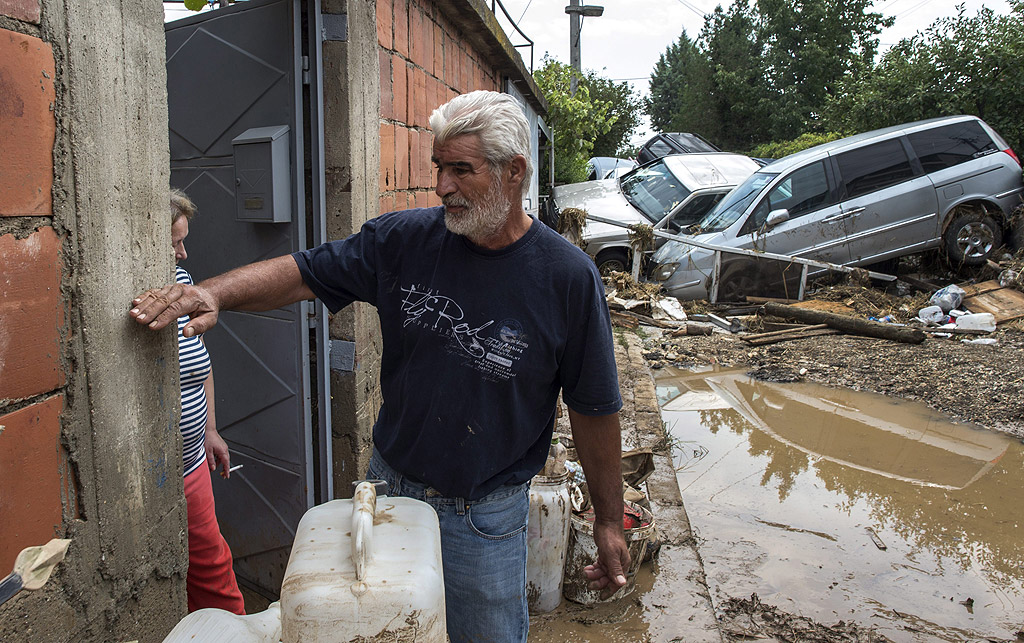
[657,366,1023,642]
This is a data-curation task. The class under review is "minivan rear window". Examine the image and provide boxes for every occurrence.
[836,139,916,199]
[908,121,997,173]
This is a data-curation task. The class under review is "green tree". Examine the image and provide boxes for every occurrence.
[648,31,719,141]
[584,70,644,158]
[533,57,624,184]
[826,2,1024,152]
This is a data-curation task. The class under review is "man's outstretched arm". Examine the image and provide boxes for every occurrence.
[130,255,314,337]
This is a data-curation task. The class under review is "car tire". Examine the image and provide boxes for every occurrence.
[718,261,761,302]
[595,248,630,276]
[943,207,1002,266]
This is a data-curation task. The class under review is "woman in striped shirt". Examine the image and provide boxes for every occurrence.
[171,189,245,614]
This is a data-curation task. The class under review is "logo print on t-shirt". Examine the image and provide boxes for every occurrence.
[399,285,529,382]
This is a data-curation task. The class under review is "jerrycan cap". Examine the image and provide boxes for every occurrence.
[350,479,389,497]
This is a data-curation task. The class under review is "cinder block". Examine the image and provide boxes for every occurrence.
[0,226,65,401]
[0,395,65,571]
[0,29,55,217]
[376,0,392,48]
[392,0,409,58]
[395,126,409,190]
[392,53,408,123]
[379,122,395,192]
[378,49,393,120]
[0,0,41,24]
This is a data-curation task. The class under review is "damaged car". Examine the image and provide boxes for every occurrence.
[650,115,1024,301]
[546,153,760,274]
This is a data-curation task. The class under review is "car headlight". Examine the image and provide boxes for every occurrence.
[652,262,679,282]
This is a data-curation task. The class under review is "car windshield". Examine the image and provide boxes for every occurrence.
[692,172,777,233]
[619,159,691,223]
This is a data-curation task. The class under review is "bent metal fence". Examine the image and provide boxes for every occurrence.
[583,214,897,303]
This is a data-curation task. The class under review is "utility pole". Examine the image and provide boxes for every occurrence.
[565,0,604,96]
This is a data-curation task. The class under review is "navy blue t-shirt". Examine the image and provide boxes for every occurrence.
[293,207,622,499]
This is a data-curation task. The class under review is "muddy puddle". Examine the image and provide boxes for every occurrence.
[658,365,1024,642]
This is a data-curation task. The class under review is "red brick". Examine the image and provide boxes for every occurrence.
[0,227,65,401]
[409,8,424,69]
[460,53,471,93]
[433,24,444,79]
[414,190,431,209]
[0,395,65,571]
[421,14,434,75]
[395,126,409,190]
[392,53,408,123]
[378,49,393,120]
[408,129,421,188]
[392,0,409,58]
[379,194,395,214]
[0,29,55,216]
[427,191,442,208]
[420,128,434,188]
[379,122,395,192]
[405,63,416,127]
[414,68,427,128]
[376,0,392,48]
[0,0,40,24]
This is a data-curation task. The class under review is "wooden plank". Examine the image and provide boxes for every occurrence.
[745,328,841,346]
[962,286,1024,323]
[959,280,1004,297]
[743,324,829,341]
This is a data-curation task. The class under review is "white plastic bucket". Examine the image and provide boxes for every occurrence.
[526,472,571,614]
[162,603,282,643]
[956,312,996,332]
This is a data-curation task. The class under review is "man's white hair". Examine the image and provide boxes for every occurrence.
[429,90,533,197]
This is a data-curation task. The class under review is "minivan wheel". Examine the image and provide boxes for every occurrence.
[943,207,1002,266]
[595,249,629,276]
[718,262,760,302]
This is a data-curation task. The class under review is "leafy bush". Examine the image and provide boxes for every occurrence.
[750,132,846,160]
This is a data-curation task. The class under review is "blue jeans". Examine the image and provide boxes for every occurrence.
[367,449,529,643]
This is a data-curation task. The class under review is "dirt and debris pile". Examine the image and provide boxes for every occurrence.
[718,594,892,643]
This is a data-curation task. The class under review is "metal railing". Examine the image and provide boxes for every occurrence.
[584,214,897,303]
[490,0,535,72]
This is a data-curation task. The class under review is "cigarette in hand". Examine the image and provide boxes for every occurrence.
[221,464,244,479]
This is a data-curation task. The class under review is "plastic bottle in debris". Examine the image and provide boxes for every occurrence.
[956,312,996,332]
[543,437,568,477]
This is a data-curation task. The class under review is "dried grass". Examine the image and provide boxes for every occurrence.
[558,207,589,250]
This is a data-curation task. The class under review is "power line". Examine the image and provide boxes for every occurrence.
[892,0,931,20]
[673,0,706,19]
[517,0,534,24]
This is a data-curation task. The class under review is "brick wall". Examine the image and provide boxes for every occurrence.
[0,17,68,572]
[376,0,500,214]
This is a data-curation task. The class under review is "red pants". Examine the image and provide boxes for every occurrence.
[184,464,245,614]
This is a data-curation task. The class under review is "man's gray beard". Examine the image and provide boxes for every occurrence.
[443,180,512,241]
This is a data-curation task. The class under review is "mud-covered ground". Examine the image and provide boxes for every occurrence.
[641,322,1024,439]
[624,258,1024,642]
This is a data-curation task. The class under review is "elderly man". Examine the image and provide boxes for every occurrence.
[131,90,628,641]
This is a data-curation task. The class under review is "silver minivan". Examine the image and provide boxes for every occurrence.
[651,116,1024,301]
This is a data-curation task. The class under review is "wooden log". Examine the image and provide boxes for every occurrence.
[669,324,714,337]
[610,310,639,329]
[761,302,927,344]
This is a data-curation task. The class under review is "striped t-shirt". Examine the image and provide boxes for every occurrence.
[176,266,211,477]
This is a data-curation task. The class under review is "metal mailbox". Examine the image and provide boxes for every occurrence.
[232,125,291,223]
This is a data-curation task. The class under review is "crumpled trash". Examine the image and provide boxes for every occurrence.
[930,284,966,313]
[918,305,946,324]
[962,337,998,345]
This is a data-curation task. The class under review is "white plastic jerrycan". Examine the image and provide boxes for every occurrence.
[280,481,446,642]
[162,602,282,643]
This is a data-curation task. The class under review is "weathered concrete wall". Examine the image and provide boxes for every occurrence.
[323,0,546,492]
[0,1,185,641]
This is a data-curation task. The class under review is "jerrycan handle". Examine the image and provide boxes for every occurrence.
[351,481,383,581]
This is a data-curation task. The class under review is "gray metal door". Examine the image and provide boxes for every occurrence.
[166,0,331,597]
